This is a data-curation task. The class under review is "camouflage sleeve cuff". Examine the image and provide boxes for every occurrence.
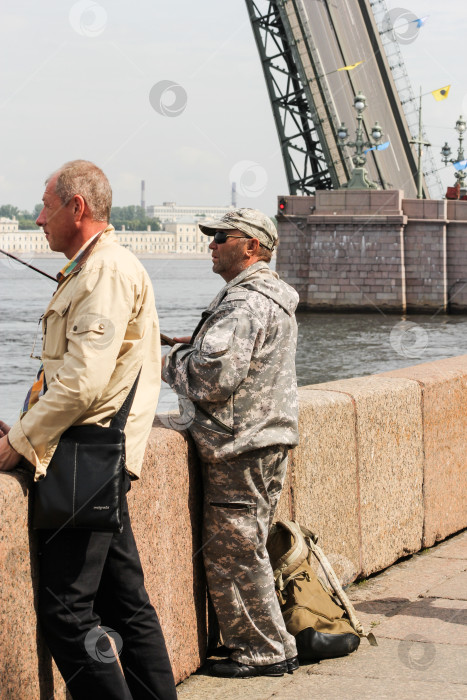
[162,343,193,384]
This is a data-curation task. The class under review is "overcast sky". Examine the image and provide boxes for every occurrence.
[1,0,466,215]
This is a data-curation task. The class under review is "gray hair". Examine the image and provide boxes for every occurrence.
[48,160,112,222]
[256,246,273,263]
[243,236,274,263]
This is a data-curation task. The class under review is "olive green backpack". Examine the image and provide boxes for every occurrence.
[267,520,376,662]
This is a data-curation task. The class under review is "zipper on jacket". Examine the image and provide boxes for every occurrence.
[195,403,234,434]
[210,502,255,512]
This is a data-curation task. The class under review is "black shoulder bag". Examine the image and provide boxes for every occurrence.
[33,372,140,533]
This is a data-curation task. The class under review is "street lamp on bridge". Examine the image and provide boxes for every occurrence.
[441,115,467,193]
[337,92,384,190]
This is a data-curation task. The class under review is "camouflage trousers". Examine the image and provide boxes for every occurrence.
[202,445,297,666]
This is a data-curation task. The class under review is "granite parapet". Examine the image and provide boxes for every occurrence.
[1,355,466,695]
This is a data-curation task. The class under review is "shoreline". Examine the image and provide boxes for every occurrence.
[13,253,212,261]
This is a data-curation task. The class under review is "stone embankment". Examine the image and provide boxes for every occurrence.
[276,190,467,312]
[0,354,466,697]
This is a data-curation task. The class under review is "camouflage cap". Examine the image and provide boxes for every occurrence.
[199,208,278,251]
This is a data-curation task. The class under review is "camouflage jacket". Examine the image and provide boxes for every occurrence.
[162,261,299,461]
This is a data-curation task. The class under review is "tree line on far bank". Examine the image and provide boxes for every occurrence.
[0,205,161,232]
[109,206,161,231]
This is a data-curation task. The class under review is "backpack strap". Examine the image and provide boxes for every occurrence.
[297,522,377,647]
[271,520,311,590]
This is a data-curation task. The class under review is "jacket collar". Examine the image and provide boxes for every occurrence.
[54,225,116,290]
[225,261,270,290]
[92,224,116,247]
[208,261,270,311]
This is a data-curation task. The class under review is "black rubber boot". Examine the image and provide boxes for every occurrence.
[286,655,300,673]
[210,659,287,678]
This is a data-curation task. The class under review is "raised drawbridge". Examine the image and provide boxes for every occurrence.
[245,0,443,199]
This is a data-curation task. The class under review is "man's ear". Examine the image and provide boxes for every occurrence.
[245,238,260,257]
[72,194,86,221]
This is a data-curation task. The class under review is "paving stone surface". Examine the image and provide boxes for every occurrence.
[374,597,467,645]
[349,555,466,629]
[430,532,467,559]
[422,570,467,601]
[176,530,467,699]
[309,637,467,685]
[271,674,466,700]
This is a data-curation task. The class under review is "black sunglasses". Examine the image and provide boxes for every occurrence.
[212,230,249,244]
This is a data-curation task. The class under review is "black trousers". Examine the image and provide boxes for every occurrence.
[37,480,177,700]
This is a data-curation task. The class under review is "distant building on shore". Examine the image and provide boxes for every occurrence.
[0,229,48,253]
[147,201,233,222]
[0,220,211,256]
[117,221,210,254]
[0,216,19,233]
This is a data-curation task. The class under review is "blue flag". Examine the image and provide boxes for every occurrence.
[410,16,428,28]
[364,141,390,155]
[454,160,467,171]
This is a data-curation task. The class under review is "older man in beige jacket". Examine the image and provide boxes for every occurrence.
[0,160,176,700]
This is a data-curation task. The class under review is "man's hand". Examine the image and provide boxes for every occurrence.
[0,431,22,472]
[161,337,191,383]
[173,336,192,344]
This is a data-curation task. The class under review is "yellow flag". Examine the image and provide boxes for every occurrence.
[337,60,364,72]
[431,85,450,101]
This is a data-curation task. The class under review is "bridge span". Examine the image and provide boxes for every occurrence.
[246,0,439,198]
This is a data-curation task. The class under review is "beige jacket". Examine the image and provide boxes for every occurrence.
[8,227,161,481]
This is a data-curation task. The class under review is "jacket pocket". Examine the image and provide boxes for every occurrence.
[200,317,238,358]
[68,313,116,353]
[42,299,72,360]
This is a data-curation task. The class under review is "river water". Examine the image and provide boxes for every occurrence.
[1,256,467,426]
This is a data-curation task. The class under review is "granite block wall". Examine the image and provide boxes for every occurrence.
[446,200,467,311]
[285,388,361,584]
[402,198,447,310]
[0,422,205,699]
[304,215,406,310]
[0,473,49,700]
[276,191,467,312]
[378,355,467,547]
[1,355,467,696]
[301,376,424,577]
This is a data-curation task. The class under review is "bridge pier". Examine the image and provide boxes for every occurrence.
[276,190,467,313]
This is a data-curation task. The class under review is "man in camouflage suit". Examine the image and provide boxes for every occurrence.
[162,208,299,678]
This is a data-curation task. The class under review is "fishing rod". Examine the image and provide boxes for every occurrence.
[0,248,177,347]
[0,247,57,281]
[160,333,176,347]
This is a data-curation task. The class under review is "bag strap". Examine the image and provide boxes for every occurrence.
[190,309,213,344]
[110,369,141,431]
[297,522,378,647]
[271,520,312,590]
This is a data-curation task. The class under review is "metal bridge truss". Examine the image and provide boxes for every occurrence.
[368,0,442,198]
[245,0,349,193]
[247,0,441,198]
